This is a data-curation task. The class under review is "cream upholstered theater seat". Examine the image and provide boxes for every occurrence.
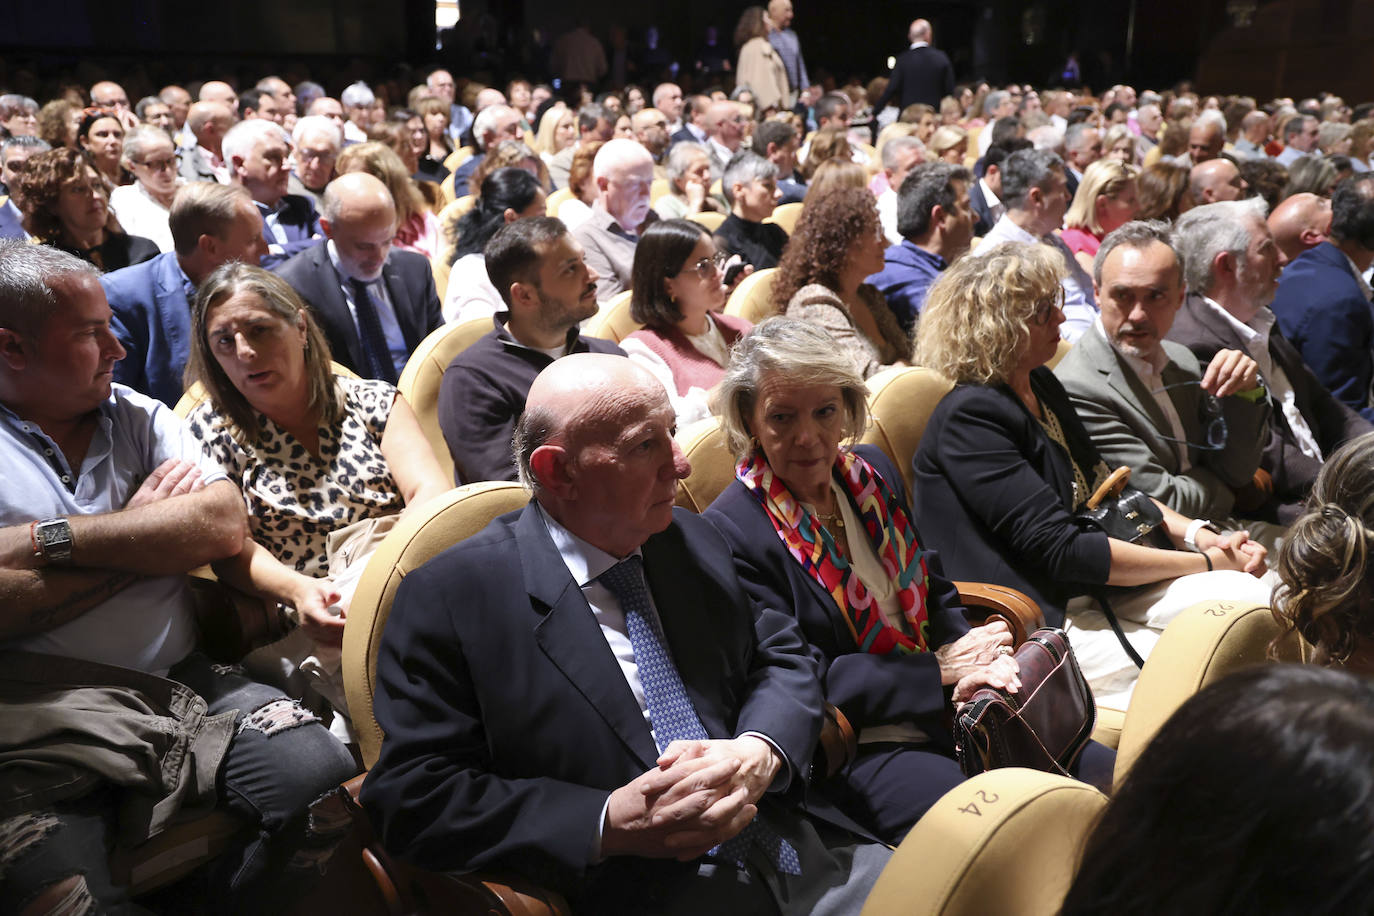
[723,266,778,324]
[544,187,574,216]
[582,289,642,342]
[1112,599,1309,788]
[430,195,477,301]
[649,177,671,205]
[173,361,358,419]
[764,201,803,236]
[688,210,726,232]
[861,768,1106,916]
[338,481,572,914]
[396,318,494,483]
[343,481,529,768]
[442,145,476,173]
[1046,338,1072,370]
[675,417,734,512]
[858,366,956,494]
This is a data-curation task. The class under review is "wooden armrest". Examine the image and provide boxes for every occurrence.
[187,575,290,663]
[339,772,571,916]
[813,702,857,780]
[954,581,1045,647]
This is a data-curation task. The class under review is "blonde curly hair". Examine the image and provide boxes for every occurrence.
[913,241,1065,384]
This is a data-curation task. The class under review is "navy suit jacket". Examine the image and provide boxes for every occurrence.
[1167,293,1373,525]
[103,251,195,406]
[361,503,845,910]
[450,152,484,198]
[1271,241,1374,421]
[258,193,324,269]
[273,242,441,380]
[0,197,25,240]
[967,179,996,237]
[704,445,968,740]
[911,368,1113,626]
[874,45,956,111]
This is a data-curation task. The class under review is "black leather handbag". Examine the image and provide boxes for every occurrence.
[953,627,1096,777]
[1074,466,1174,667]
[1075,466,1172,550]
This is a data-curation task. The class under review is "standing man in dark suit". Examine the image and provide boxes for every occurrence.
[873,19,955,113]
[274,172,440,382]
[1170,200,1372,525]
[363,353,890,915]
[1271,174,1374,422]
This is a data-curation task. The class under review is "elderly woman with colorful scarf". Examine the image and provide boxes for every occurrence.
[703,317,1107,843]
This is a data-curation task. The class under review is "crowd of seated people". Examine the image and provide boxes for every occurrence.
[8,44,1374,914]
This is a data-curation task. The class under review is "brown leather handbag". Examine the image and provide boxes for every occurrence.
[953,627,1096,777]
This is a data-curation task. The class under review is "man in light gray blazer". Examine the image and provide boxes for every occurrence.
[1053,221,1277,542]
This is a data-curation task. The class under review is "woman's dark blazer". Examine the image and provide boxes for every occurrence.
[703,444,970,737]
[911,367,1112,627]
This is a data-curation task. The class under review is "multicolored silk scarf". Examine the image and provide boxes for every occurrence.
[737,447,933,654]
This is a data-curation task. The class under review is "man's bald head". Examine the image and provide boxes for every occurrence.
[321,172,398,282]
[524,353,661,454]
[1268,191,1332,265]
[909,18,932,43]
[199,82,239,117]
[322,171,395,224]
[90,81,129,110]
[187,102,234,147]
[631,107,670,157]
[516,354,688,559]
[1190,158,1248,204]
[474,87,507,112]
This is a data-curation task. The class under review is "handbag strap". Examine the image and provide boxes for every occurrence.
[1093,591,1146,668]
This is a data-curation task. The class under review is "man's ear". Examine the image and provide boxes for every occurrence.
[1212,249,1236,282]
[318,216,334,241]
[508,279,537,312]
[0,327,31,371]
[929,203,946,227]
[529,444,574,498]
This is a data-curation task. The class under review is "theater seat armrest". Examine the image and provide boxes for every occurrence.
[814,703,857,780]
[954,581,1045,646]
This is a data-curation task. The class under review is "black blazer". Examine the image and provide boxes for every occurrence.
[361,503,862,910]
[967,178,997,237]
[874,45,956,111]
[911,368,1113,626]
[273,243,441,379]
[704,445,969,736]
[1167,293,1373,525]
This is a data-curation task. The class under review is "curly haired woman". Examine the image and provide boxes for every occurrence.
[773,187,910,378]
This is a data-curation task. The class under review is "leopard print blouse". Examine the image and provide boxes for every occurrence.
[188,376,404,578]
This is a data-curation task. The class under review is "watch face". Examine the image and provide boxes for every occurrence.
[40,527,66,547]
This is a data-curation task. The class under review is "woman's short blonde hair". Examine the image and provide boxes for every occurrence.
[914,241,1065,385]
[714,317,869,461]
[1065,158,1140,234]
[927,125,968,156]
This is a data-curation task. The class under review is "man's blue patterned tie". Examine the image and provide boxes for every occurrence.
[599,556,801,875]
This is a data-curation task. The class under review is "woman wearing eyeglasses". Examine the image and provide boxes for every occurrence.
[620,219,753,424]
[912,241,1273,708]
[109,126,180,253]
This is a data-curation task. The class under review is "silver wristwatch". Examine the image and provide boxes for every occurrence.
[34,517,74,565]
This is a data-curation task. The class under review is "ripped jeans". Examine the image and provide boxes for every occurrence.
[0,653,358,915]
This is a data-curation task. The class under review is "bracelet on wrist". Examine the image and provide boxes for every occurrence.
[1201,549,1214,572]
